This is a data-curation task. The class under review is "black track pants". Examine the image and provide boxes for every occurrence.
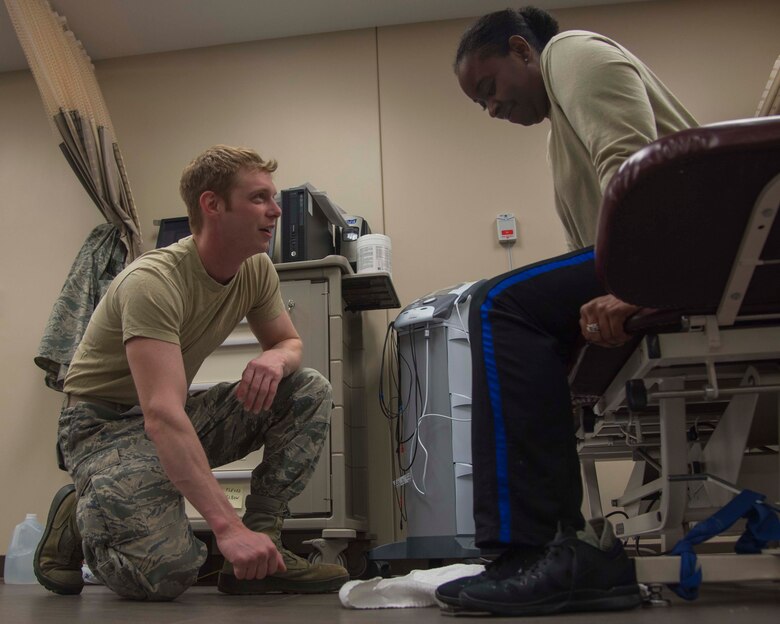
[469,247,604,548]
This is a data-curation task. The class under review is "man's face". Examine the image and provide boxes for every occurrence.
[222,168,280,256]
[456,41,548,126]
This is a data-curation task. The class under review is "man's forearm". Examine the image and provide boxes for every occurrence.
[144,406,240,535]
[269,337,303,377]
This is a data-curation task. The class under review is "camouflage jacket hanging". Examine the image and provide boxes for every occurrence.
[35,223,127,391]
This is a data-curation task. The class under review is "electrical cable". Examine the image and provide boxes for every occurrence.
[380,294,474,508]
[377,321,410,525]
[412,411,473,495]
[407,308,472,495]
[407,327,432,494]
[454,297,471,345]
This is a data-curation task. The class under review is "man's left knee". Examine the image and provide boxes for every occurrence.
[290,367,332,406]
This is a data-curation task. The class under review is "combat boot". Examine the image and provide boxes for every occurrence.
[34,484,84,595]
[217,495,349,594]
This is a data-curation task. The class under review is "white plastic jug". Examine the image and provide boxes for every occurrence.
[4,513,44,584]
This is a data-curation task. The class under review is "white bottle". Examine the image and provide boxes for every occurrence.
[4,513,44,584]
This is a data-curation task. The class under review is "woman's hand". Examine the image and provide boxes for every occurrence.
[579,295,640,347]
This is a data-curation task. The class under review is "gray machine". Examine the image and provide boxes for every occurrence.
[370,281,484,561]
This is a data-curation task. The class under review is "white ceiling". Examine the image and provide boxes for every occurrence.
[0,0,650,74]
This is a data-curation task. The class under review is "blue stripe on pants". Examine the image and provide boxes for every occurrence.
[480,248,595,542]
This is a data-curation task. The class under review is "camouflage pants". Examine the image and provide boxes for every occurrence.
[57,368,332,601]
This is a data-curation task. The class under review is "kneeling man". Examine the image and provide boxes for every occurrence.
[35,145,348,600]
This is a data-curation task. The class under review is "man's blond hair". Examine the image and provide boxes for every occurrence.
[179,145,278,234]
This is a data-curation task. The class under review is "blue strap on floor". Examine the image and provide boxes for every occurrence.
[668,489,780,600]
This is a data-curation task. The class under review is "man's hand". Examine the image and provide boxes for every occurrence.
[236,350,286,413]
[215,523,286,580]
[240,309,303,413]
[579,294,640,347]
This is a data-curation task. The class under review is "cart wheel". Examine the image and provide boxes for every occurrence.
[307,550,347,568]
[346,553,369,579]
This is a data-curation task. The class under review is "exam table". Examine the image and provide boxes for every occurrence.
[568,115,780,592]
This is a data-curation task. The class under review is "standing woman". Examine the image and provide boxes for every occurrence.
[436,6,697,616]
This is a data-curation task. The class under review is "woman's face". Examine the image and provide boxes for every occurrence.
[456,36,549,126]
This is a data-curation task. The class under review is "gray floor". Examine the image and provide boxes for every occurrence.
[1,582,778,623]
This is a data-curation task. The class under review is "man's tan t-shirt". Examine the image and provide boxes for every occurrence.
[64,236,284,405]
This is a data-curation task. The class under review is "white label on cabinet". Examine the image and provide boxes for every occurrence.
[222,484,248,509]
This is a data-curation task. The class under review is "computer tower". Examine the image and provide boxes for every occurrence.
[281,186,334,263]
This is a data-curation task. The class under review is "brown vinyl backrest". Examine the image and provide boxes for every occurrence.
[595,116,780,312]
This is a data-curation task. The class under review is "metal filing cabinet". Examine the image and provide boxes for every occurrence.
[185,257,374,559]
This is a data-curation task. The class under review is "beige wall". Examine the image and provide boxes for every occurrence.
[1,0,778,553]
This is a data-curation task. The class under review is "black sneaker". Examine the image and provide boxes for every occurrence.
[459,522,642,616]
[434,546,543,608]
